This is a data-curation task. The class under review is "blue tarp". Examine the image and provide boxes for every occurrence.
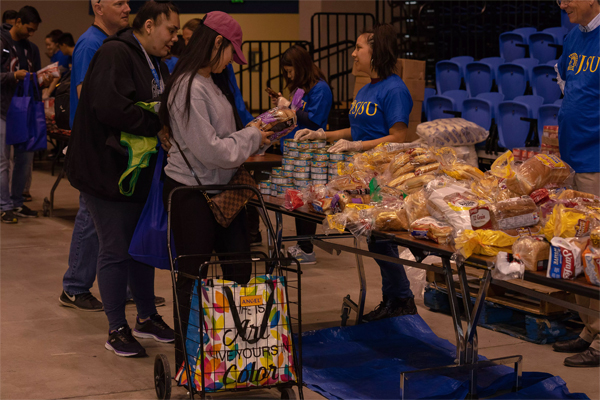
[300,315,589,399]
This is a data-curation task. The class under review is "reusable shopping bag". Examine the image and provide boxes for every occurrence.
[128,147,171,270]
[6,72,47,151]
[176,275,297,392]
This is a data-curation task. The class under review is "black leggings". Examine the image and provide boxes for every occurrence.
[163,176,252,366]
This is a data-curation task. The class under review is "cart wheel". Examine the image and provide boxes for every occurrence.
[279,387,296,400]
[42,198,50,217]
[154,354,171,400]
[340,306,350,327]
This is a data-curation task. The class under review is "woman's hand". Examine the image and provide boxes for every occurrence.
[294,128,326,141]
[158,127,172,152]
[276,96,291,109]
[247,120,263,130]
[260,130,272,148]
[328,139,363,153]
[270,92,282,107]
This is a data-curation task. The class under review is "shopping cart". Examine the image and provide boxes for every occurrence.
[154,184,303,400]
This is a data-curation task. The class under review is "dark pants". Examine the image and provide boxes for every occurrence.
[163,176,252,366]
[81,193,157,331]
[367,240,413,300]
[296,218,317,253]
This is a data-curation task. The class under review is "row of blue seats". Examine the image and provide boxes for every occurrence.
[499,26,570,63]
[436,56,561,103]
[422,91,561,151]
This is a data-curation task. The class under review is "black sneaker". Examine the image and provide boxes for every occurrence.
[59,290,103,311]
[250,231,262,247]
[387,296,418,317]
[105,325,147,357]
[126,296,166,307]
[13,205,38,218]
[362,296,389,322]
[1,211,18,224]
[133,314,175,343]
[22,192,32,202]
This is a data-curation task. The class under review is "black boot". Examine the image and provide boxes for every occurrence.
[552,337,591,353]
[363,296,389,322]
[387,296,418,318]
[564,348,600,367]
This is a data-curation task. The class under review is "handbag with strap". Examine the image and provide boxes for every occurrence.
[172,138,256,228]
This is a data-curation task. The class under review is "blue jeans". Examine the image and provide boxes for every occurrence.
[368,240,413,299]
[82,192,157,331]
[0,119,34,211]
[62,194,99,296]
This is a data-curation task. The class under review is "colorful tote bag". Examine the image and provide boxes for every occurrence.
[176,275,297,392]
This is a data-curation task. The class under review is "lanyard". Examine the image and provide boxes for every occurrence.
[132,33,163,95]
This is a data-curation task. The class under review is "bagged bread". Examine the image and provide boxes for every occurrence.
[389,153,411,175]
[506,154,573,195]
[416,118,488,147]
[410,217,454,244]
[374,204,410,231]
[494,197,540,230]
[557,189,599,201]
[543,203,599,241]
[389,172,416,188]
[454,229,518,259]
[513,236,550,271]
[399,174,437,195]
[427,185,482,232]
[583,245,600,286]
[405,190,430,225]
[547,237,587,280]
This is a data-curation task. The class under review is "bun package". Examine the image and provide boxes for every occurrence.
[416,118,489,147]
[410,217,454,244]
[506,154,573,195]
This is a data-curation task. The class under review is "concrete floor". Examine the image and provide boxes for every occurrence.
[1,165,599,400]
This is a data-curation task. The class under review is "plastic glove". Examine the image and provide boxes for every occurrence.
[294,128,326,141]
[277,96,291,108]
[328,139,363,153]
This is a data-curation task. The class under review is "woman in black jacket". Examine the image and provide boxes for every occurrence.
[65,1,179,358]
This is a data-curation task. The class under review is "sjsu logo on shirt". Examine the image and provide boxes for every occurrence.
[349,100,378,117]
[567,53,599,74]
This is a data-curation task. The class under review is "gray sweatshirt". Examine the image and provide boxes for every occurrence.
[165,74,262,188]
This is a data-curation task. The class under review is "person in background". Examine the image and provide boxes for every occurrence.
[45,29,70,69]
[2,10,17,26]
[551,0,600,368]
[268,45,332,264]
[41,32,75,100]
[181,17,200,45]
[1,6,49,224]
[56,32,75,60]
[159,11,271,367]
[65,1,179,358]
[163,33,183,73]
[296,24,416,321]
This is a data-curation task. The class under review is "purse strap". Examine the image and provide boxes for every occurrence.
[171,137,213,205]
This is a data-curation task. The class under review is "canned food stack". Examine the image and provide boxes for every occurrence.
[541,126,560,158]
[280,138,329,190]
[512,147,541,163]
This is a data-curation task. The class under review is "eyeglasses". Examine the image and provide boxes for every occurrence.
[556,0,572,6]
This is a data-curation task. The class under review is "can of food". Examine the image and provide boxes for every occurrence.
[297,141,311,150]
[271,183,278,192]
[282,156,295,165]
[328,168,340,176]
[313,179,328,186]
[343,152,357,161]
[298,150,313,159]
[271,189,278,197]
[259,180,271,189]
[328,161,339,170]
[329,152,345,161]
[294,158,310,167]
[311,166,328,174]
[276,191,286,198]
[279,183,295,192]
[293,171,311,179]
[309,141,320,149]
[282,170,294,178]
[260,188,271,196]
[286,139,298,149]
[294,165,310,173]
[314,140,327,148]
[283,163,294,171]
[271,175,290,185]
[312,173,328,180]
[311,160,328,168]
[287,149,300,158]
[294,178,312,188]
[313,150,330,161]
[328,174,338,181]
[272,167,282,175]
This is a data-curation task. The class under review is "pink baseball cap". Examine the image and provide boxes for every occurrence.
[203,11,247,65]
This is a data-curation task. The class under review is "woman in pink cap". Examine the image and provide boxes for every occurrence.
[159,11,272,367]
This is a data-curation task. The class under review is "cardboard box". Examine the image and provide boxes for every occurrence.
[351,58,426,102]
[405,122,420,143]
[404,78,426,101]
[398,58,426,81]
[409,101,422,122]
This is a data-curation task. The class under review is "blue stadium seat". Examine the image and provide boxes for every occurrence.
[529,32,561,64]
[463,98,494,130]
[497,100,535,149]
[554,98,563,106]
[531,65,562,104]
[497,63,528,100]
[423,88,436,113]
[436,60,462,94]
[476,92,505,119]
[514,95,544,118]
[547,59,559,66]
[425,90,469,121]
[512,57,540,82]
[450,56,475,78]
[513,27,537,37]
[543,27,569,44]
[499,28,537,62]
[537,104,560,143]
[465,57,505,97]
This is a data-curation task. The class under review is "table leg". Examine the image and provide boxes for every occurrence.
[353,237,367,325]
[443,257,466,365]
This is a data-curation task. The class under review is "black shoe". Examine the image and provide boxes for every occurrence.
[126,296,166,307]
[59,290,103,311]
[133,314,175,343]
[363,296,389,322]
[22,193,32,202]
[564,348,600,367]
[388,296,418,317]
[250,232,262,247]
[553,337,591,353]
[1,211,18,224]
[13,205,38,218]
[105,325,147,357]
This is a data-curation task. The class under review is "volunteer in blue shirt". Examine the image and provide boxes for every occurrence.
[295,24,415,321]
[272,45,332,264]
[552,0,600,368]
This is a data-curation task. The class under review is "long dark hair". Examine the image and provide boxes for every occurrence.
[362,24,399,80]
[280,45,327,93]
[160,18,242,132]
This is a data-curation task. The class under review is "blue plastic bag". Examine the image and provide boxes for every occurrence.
[129,147,172,270]
[6,72,34,145]
[9,73,47,152]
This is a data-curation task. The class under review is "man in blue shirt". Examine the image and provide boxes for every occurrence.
[45,29,71,69]
[552,0,600,368]
[59,0,132,312]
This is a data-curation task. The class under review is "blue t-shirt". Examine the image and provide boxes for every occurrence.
[284,80,333,140]
[226,64,254,126]
[70,25,108,128]
[164,56,178,74]
[51,50,71,69]
[349,74,413,142]
[557,27,600,173]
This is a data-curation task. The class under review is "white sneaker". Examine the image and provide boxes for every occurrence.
[287,245,317,265]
